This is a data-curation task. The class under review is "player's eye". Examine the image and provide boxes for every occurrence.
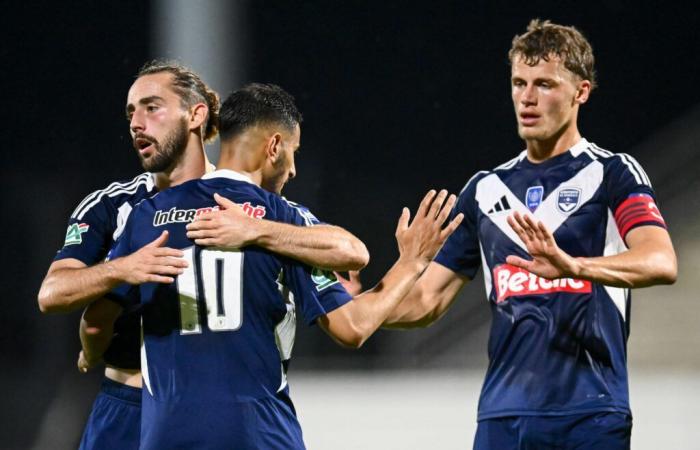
[147,105,159,113]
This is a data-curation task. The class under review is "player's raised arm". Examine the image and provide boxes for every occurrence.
[382,261,470,329]
[186,193,369,271]
[38,231,188,313]
[316,189,463,348]
[506,211,677,288]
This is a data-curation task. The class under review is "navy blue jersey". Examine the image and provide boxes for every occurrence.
[435,138,667,420]
[55,173,157,369]
[110,169,352,450]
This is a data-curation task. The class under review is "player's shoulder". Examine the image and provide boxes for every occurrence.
[582,141,652,186]
[70,172,156,221]
[278,197,319,225]
[457,152,525,197]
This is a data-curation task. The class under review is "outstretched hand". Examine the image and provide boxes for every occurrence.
[395,189,464,269]
[506,211,581,279]
[186,193,258,248]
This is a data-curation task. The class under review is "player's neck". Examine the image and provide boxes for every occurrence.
[153,141,209,190]
[216,139,265,187]
[525,126,582,164]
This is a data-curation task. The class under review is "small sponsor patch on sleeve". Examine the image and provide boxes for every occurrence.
[614,193,666,239]
[311,268,339,291]
[64,223,90,246]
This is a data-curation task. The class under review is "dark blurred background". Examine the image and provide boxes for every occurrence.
[2,1,699,448]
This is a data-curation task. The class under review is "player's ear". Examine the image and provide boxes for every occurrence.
[574,79,591,105]
[265,133,282,163]
[188,102,209,133]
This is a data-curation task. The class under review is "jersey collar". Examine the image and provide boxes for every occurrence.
[568,137,590,157]
[202,169,256,185]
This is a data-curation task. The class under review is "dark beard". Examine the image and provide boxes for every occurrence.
[136,118,189,173]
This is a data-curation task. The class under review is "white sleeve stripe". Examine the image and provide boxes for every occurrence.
[71,173,151,218]
[590,143,613,157]
[460,171,489,195]
[590,144,651,187]
[622,153,652,186]
[73,178,149,220]
[71,176,143,217]
[583,148,599,160]
[619,153,651,187]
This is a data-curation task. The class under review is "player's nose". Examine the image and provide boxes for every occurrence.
[130,110,145,133]
[521,84,537,105]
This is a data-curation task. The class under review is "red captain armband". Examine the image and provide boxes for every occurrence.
[614,194,667,240]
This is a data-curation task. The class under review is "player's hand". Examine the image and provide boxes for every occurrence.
[77,350,100,373]
[113,230,187,284]
[395,189,464,269]
[335,270,363,296]
[506,211,581,279]
[186,193,259,248]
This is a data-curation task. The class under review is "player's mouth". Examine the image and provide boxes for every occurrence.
[134,137,156,156]
[519,112,540,126]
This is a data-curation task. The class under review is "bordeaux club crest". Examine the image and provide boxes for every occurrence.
[557,187,582,213]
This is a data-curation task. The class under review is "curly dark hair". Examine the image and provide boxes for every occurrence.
[137,60,220,143]
[509,19,597,90]
[219,83,302,141]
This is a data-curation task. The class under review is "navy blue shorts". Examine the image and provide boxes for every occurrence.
[79,377,142,450]
[474,412,632,450]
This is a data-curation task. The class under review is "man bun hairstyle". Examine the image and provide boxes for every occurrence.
[137,59,220,143]
[509,19,597,90]
[219,83,302,141]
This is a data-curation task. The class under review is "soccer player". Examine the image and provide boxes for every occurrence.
[37,62,368,449]
[105,83,462,449]
[384,20,677,449]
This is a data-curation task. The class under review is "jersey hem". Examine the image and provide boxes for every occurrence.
[477,405,631,421]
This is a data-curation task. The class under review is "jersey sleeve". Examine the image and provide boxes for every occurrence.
[433,173,483,279]
[267,195,351,323]
[283,262,352,325]
[605,154,667,240]
[278,198,322,227]
[54,192,116,265]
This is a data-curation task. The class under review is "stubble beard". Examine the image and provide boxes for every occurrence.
[137,118,189,173]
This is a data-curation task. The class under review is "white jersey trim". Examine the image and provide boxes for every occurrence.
[603,209,629,320]
[201,169,255,185]
[72,173,154,221]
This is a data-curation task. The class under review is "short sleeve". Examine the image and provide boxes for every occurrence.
[434,173,483,279]
[605,154,667,240]
[283,262,352,325]
[279,198,322,227]
[54,193,116,265]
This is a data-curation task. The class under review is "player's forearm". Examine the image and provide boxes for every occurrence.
[575,243,677,288]
[79,313,115,366]
[337,257,427,347]
[38,261,125,313]
[254,223,369,271]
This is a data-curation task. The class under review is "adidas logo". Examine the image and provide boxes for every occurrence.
[488,196,511,214]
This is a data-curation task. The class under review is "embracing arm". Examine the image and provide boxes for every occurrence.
[507,212,677,288]
[316,189,464,348]
[187,193,369,271]
[38,231,187,314]
[78,297,123,372]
